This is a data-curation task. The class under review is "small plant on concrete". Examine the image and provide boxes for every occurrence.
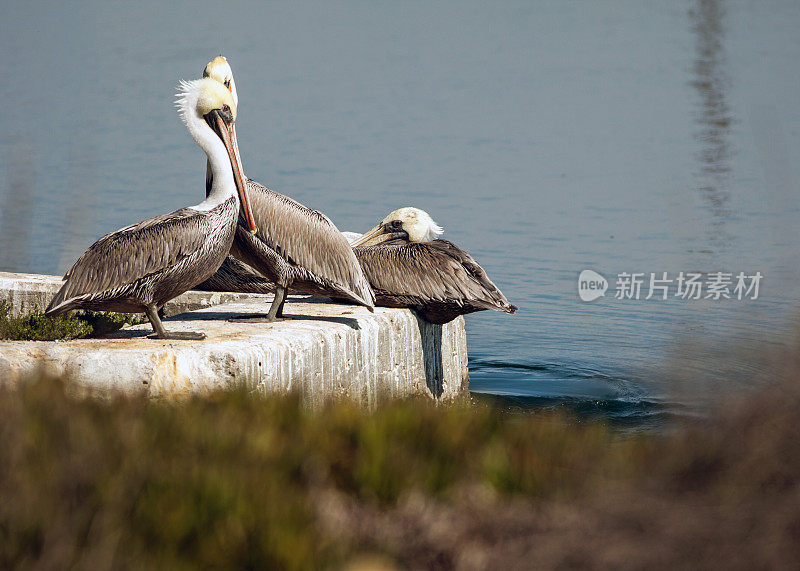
[0,301,145,341]
[0,300,92,341]
[79,310,147,337]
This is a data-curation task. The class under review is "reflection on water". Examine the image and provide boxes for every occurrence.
[690,0,733,245]
[0,142,34,272]
[57,145,99,272]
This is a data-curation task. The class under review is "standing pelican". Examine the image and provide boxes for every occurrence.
[351,207,518,324]
[46,78,257,339]
[202,56,374,322]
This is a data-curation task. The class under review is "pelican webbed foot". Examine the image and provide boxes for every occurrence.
[144,305,206,341]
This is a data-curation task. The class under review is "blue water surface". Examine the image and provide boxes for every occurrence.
[1,1,799,426]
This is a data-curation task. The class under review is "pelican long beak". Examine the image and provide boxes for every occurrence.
[213,114,257,234]
[227,124,257,235]
[351,224,397,247]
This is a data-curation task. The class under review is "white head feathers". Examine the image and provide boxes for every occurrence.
[175,77,237,128]
[382,207,444,243]
[203,55,239,106]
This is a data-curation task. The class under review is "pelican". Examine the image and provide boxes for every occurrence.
[351,207,518,324]
[201,56,374,322]
[46,77,257,339]
[200,208,518,325]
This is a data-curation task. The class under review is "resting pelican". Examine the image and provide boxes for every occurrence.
[202,56,374,322]
[199,208,518,325]
[46,77,257,339]
[351,207,518,324]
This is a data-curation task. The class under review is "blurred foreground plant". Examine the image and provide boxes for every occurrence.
[0,375,625,569]
[0,370,798,569]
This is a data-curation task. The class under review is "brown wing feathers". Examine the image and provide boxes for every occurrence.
[47,207,217,313]
[356,240,516,314]
[242,179,374,305]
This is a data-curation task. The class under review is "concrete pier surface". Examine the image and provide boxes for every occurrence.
[0,272,469,405]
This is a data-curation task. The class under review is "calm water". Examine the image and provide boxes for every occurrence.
[2,1,799,426]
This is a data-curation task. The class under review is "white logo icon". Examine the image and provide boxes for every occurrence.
[578,270,608,302]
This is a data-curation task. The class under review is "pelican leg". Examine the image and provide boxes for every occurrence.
[274,286,287,318]
[227,285,287,323]
[145,305,206,340]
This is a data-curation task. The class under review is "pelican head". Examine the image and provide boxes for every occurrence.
[178,76,236,122]
[203,55,238,106]
[201,56,246,201]
[352,207,443,247]
[177,77,256,233]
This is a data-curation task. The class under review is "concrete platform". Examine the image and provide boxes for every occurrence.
[0,272,469,405]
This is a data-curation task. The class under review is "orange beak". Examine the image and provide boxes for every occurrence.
[351,224,397,247]
[213,113,257,234]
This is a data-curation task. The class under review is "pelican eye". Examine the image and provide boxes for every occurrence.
[391,220,402,229]
[222,104,230,113]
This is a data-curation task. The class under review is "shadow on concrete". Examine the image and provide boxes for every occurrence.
[104,329,151,339]
[280,314,361,330]
[415,314,444,398]
[166,311,245,322]
[294,296,337,305]
[166,310,361,330]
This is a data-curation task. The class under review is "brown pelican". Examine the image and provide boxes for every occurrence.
[46,77,257,340]
[201,56,374,322]
[351,207,518,324]
[200,207,518,325]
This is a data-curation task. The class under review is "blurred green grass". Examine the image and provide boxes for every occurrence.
[0,368,798,569]
[0,376,630,569]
